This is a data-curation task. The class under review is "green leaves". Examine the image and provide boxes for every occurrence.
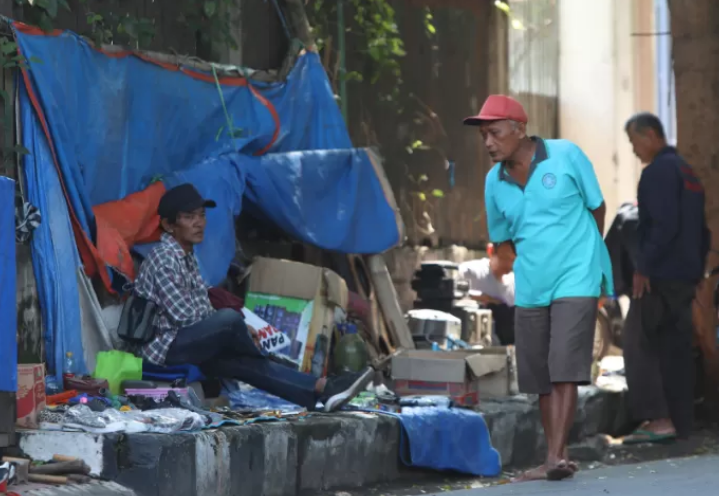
[0,88,31,167]
[424,9,436,36]
[0,38,34,69]
[86,13,102,25]
[8,145,30,157]
[17,0,237,51]
[117,16,156,48]
[0,41,16,56]
[203,1,217,18]
[34,0,58,18]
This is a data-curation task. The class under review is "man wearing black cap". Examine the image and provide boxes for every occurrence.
[133,183,374,412]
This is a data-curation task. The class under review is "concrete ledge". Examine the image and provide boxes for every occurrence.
[19,413,402,496]
[18,387,627,496]
[480,386,631,468]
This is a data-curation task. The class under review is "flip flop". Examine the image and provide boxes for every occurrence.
[622,429,676,445]
[546,461,574,481]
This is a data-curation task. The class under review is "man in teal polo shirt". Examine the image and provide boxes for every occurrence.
[465,95,613,482]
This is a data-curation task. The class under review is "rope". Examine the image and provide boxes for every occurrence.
[211,64,238,150]
[265,0,292,40]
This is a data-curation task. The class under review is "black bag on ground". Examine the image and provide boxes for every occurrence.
[117,294,158,344]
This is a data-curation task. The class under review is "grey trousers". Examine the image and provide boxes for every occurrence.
[623,280,695,438]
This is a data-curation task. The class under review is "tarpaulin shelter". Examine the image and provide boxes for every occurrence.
[14,22,403,378]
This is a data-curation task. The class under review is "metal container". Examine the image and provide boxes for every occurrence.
[406,309,462,349]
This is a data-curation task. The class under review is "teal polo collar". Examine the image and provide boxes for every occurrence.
[498,137,548,189]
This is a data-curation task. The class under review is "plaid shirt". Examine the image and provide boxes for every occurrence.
[134,234,214,365]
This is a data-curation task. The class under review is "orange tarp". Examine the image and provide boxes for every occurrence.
[92,182,166,282]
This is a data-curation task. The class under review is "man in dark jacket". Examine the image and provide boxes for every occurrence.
[624,112,710,441]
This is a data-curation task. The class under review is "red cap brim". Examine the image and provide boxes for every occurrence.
[463,114,507,126]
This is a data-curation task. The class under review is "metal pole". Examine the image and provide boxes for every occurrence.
[338,0,348,122]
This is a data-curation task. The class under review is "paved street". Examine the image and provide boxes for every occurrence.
[416,456,718,495]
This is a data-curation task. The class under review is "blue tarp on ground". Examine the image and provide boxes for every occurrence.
[15,25,401,374]
[394,405,502,477]
[0,176,17,392]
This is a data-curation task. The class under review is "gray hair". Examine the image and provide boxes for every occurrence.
[625,112,666,139]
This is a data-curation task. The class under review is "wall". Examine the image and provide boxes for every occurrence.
[558,0,655,226]
[340,1,510,249]
[508,0,560,139]
[654,0,676,144]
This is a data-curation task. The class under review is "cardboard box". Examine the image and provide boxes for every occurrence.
[16,364,46,429]
[392,347,517,406]
[245,257,348,377]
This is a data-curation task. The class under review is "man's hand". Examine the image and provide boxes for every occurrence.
[598,296,607,310]
[473,293,502,305]
[633,272,651,299]
[247,324,261,349]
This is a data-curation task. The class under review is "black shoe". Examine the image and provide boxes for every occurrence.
[268,353,299,370]
[320,368,374,413]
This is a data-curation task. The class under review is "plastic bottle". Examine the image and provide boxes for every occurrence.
[333,333,370,373]
[63,352,76,382]
[45,376,62,396]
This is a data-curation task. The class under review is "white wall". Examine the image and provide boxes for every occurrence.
[559,0,647,228]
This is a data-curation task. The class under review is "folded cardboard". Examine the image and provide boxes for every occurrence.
[392,347,517,406]
[17,364,46,429]
[246,257,348,376]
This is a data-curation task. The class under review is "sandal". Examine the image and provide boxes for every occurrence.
[622,429,676,445]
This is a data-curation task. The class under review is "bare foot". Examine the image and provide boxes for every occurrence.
[562,449,579,473]
[512,465,547,483]
[546,460,574,481]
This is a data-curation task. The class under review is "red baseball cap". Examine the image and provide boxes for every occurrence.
[463,95,528,126]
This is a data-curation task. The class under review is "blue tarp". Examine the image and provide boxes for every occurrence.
[394,406,502,477]
[21,85,86,379]
[0,177,17,392]
[15,26,402,374]
[15,28,399,263]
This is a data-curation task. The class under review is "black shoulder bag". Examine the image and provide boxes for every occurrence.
[117,292,158,345]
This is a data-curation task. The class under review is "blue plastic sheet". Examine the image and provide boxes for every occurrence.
[393,406,501,477]
[21,85,86,379]
[15,27,400,288]
[0,176,17,392]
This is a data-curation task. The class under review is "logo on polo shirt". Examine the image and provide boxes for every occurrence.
[542,173,557,189]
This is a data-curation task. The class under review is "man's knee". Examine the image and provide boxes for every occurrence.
[214,308,245,327]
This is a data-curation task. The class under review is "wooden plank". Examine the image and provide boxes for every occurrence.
[367,254,415,350]
[347,254,381,351]
[28,474,68,485]
[376,309,395,354]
